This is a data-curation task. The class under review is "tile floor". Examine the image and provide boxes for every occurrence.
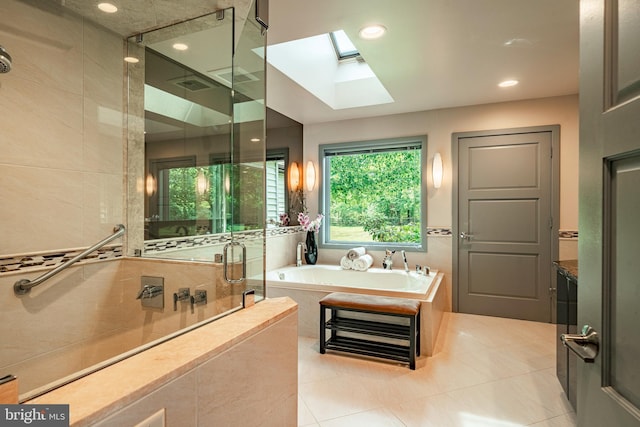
[297,312,577,427]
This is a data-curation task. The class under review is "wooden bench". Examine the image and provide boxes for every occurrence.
[319,292,421,369]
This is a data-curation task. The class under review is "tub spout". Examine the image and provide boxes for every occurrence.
[137,285,163,299]
[296,242,306,267]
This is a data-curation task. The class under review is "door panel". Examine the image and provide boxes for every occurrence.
[607,155,640,409]
[469,143,540,189]
[469,253,539,299]
[470,199,539,243]
[579,0,640,424]
[455,129,556,322]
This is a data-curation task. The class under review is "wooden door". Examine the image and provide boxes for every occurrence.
[577,0,640,424]
[453,127,558,322]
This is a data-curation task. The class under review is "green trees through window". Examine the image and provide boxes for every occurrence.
[321,136,426,249]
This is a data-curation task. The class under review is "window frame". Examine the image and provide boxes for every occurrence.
[329,30,361,61]
[318,135,428,252]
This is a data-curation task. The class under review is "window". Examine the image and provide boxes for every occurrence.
[320,136,427,251]
[265,149,288,225]
[329,30,361,61]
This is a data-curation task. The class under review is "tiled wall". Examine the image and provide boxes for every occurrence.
[1,257,245,400]
[0,0,125,256]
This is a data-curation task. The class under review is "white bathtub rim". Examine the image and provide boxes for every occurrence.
[267,264,442,302]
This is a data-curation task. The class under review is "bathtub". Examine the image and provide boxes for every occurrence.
[266,264,447,358]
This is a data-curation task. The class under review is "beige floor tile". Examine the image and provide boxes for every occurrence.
[529,412,578,427]
[298,373,384,422]
[319,408,405,427]
[298,312,576,427]
[298,394,318,426]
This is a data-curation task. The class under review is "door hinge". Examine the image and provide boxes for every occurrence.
[548,217,553,229]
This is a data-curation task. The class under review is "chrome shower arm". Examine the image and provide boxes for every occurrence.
[14,224,126,295]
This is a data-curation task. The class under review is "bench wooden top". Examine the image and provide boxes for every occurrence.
[319,292,420,316]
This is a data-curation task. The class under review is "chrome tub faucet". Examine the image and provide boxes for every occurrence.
[296,241,306,267]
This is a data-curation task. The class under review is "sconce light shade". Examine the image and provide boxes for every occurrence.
[145,173,157,196]
[289,161,300,191]
[305,160,316,192]
[196,169,209,195]
[432,153,443,189]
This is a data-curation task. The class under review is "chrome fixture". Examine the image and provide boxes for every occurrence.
[0,46,12,73]
[137,285,163,299]
[459,231,474,240]
[415,265,430,275]
[190,289,207,310]
[296,242,306,267]
[173,288,190,311]
[223,241,246,284]
[242,289,255,308]
[382,249,396,270]
[561,325,599,363]
[14,224,126,296]
[401,250,409,272]
[138,276,164,309]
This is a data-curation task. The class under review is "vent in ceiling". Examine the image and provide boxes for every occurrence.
[208,67,259,87]
[169,75,217,92]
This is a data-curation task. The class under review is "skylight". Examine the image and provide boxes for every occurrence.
[330,30,360,60]
[266,30,393,110]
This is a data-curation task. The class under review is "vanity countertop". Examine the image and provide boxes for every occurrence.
[554,259,578,281]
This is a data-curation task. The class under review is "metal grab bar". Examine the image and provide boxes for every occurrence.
[14,224,126,296]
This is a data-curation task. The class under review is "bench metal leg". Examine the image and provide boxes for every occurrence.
[319,304,326,354]
[416,311,421,357]
[409,315,417,370]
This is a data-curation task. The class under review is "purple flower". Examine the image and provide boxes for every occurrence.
[297,212,324,232]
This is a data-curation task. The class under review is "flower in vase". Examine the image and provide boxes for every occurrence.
[298,212,324,233]
[279,213,290,226]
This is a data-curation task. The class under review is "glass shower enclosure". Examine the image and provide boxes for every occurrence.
[129,5,267,282]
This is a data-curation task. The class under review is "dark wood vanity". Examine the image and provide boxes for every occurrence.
[554,259,578,410]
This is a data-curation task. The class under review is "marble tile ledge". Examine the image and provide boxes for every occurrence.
[27,297,298,426]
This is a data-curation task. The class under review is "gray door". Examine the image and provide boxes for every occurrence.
[453,128,558,322]
[577,0,640,424]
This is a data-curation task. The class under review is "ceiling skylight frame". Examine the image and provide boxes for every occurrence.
[329,30,361,61]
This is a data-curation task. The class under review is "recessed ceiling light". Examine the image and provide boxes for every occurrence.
[172,43,189,51]
[359,25,386,40]
[498,79,519,88]
[97,3,118,13]
[124,56,139,64]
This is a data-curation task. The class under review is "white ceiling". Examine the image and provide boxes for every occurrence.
[265,0,580,125]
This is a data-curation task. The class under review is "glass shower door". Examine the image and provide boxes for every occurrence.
[227,2,267,299]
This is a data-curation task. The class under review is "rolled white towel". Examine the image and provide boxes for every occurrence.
[352,254,374,271]
[347,247,366,260]
[340,256,354,270]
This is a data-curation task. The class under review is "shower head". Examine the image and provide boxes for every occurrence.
[0,46,12,73]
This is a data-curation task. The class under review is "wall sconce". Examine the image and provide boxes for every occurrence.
[289,161,300,191]
[145,173,157,196]
[305,160,316,192]
[196,169,209,195]
[432,153,443,189]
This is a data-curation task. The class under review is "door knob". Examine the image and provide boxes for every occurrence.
[459,232,474,240]
[561,325,599,363]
